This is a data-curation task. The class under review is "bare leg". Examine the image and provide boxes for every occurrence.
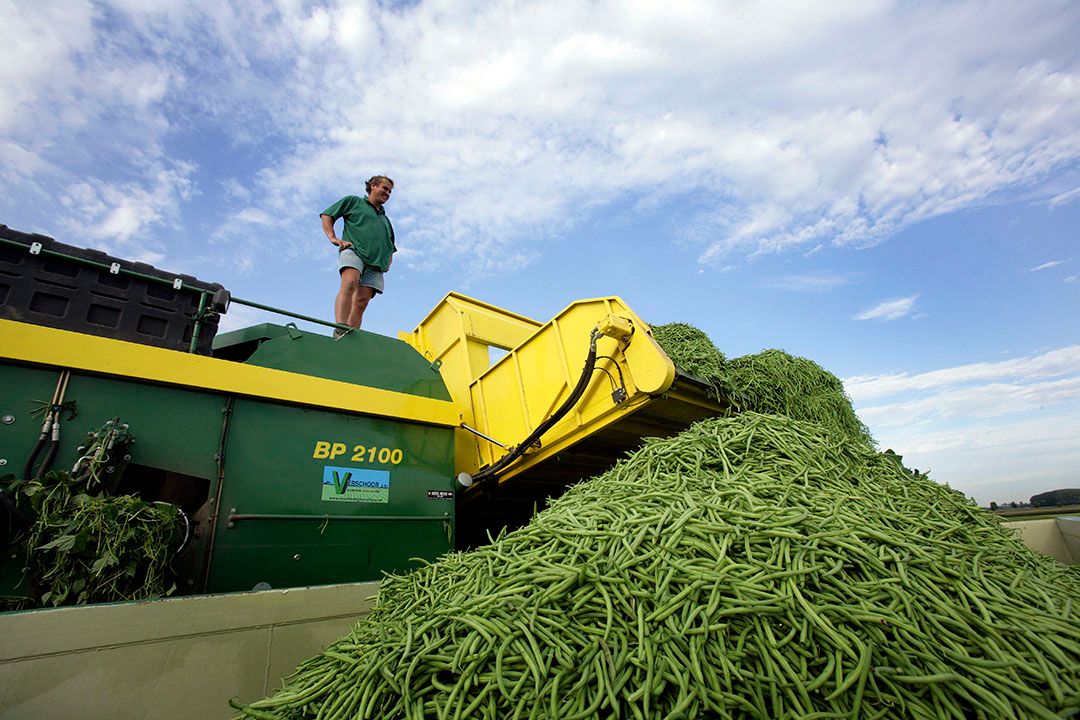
[347,286,376,329]
[335,268,360,325]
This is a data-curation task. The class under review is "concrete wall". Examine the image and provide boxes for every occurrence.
[1058,516,1080,563]
[1004,518,1076,564]
[0,582,378,720]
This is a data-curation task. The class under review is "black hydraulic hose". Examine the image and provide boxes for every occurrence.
[38,422,61,478]
[22,425,49,481]
[9,371,71,527]
[23,371,71,481]
[471,328,602,484]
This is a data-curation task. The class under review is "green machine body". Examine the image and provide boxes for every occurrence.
[0,318,460,596]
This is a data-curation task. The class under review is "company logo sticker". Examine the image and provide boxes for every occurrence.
[427,490,454,500]
[322,466,390,503]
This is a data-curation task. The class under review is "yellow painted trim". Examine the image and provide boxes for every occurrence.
[457,296,681,474]
[0,320,462,427]
[408,290,541,332]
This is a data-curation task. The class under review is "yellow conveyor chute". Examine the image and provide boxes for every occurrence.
[401,293,730,502]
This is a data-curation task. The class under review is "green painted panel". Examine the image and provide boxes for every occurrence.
[0,364,222,482]
[1,362,226,597]
[1,351,457,598]
[214,323,451,400]
[50,374,223,481]
[207,399,455,593]
[0,364,66,478]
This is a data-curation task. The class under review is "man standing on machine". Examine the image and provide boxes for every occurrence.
[320,176,396,336]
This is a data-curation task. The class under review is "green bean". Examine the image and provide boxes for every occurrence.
[233,412,1080,719]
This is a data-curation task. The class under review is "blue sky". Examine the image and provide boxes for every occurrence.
[2,0,1078,505]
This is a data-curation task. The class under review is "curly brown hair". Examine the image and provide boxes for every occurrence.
[365,175,395,193]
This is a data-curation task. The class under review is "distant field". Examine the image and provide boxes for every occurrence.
[994,505,1080,520]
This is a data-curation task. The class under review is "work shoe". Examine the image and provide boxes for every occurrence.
[333,327,350,339]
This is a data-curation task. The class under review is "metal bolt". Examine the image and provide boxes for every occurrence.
[227,521,235,529]
[229,507,237,513]
[293,554,302,561]
[1,414,14,425]
[0,459,6,466]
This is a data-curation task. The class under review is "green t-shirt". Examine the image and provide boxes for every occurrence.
[320,195,396,271]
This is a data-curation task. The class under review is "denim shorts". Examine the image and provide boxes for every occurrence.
[338,248,384,294]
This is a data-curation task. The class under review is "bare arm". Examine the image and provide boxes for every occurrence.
[321,214,351,249]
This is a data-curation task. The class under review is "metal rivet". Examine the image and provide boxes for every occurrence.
[1,415,14,425]
[293,554,302,561]
[0,459,6,466]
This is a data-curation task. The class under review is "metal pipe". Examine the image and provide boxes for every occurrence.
[188,291,208,354]
[228,296,347,331]
[459,422,509,449]
[200,397,235,592]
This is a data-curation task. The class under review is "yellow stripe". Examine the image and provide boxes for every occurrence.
[0,320,461,427]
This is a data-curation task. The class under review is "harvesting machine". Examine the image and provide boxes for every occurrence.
[0,223,728,598]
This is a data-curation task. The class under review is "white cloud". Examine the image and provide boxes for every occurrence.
[845,345,1080,401]
[764,271,860,293]
[57,160,196,251]
[234,207,275,225]
[206,205,284,274]
[1066,275,1078,283]
[1049,186,1080,208]
[850,346,1080,504]
[858,376,1080,427]
[1030,259,1068,271]
[219,178,252,202]
[3,0,1080,274]
[0,0,95,135]
[0,141,53,195]
[872,413,1080,505]
[853,295,918,322]
[216,301,281,334]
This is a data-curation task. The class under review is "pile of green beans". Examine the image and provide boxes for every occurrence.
[650,323,727,381]
[233,413,1079,719]
[718,350,874,448]
[651,323,873,448]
